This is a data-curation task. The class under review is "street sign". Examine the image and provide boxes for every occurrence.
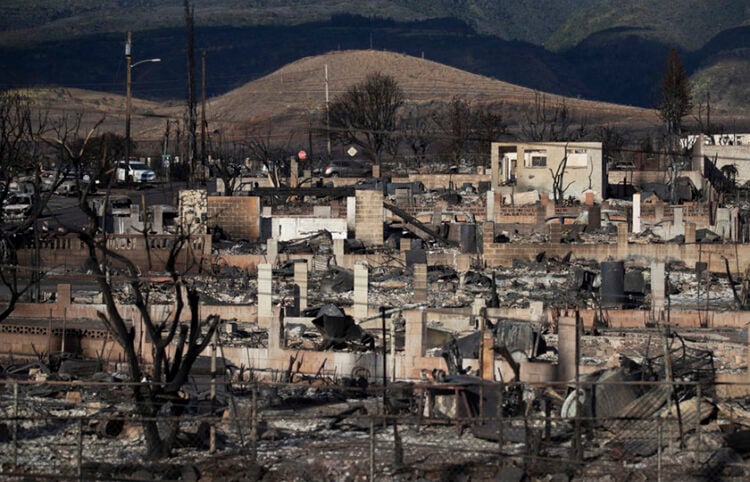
[298,150,307,160]
[347,146,358,157]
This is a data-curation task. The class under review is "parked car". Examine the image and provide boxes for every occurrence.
[55,173,96,196]
[40,169,64,192]
[3,192,34,220]
[116,161,156,184]
[323,158,371,177]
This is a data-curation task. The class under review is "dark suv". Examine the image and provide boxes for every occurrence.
[323,158,371,177]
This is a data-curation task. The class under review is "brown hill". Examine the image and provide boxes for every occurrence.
[28,50,661,144]
[206,50,659,140]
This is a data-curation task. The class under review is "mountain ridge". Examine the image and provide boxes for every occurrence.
[26,49,661,144]
[1,3,748,116]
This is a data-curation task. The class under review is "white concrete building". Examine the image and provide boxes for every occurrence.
[491,141,605,202]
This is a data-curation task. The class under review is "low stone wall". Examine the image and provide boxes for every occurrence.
[496,205,542,224]
[17,234,211,274]
[482,221,750,275]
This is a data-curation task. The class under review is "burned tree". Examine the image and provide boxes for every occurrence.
[0,91,61,316]
[431,99,508,170]
[46,115,222,459]
[521,92,587,142]
[210,133,249,196]
[431,96,473,166]
[243,126,294,188]
[328,72,404,173]
[84,132,128,186]
[471,103,509,165]
[659,48,692,138]
[596,124,627,169]
[399,105,434,170]
[78,202,219,458]
[658,48,693,203]
[549,148,575,205]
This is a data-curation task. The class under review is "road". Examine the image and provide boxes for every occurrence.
[41,181,188,232]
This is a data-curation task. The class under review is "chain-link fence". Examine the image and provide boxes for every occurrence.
[0,378,749,480]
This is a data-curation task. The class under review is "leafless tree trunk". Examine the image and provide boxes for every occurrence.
[328,72,404,173]
[243,126,294,188]
[522,92,587,142]
[549,146,574,205]
[47,115,222,459]
[432,96,473,166]
[399,105,434,170]
[0,92,69,318]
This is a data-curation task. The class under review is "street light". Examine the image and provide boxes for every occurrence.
[125,31,161,180]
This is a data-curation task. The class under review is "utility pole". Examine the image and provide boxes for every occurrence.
[325,64,331,159]
[124,32,160,183]
[162,120,171,183]
[185,0,197,187]
[125,31,132,176]
[201,50,207,184]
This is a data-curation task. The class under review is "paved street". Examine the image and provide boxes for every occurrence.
[40,181,188,232]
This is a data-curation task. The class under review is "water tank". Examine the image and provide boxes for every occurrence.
[600,261,625,308]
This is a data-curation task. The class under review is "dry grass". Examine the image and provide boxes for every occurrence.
[28,50,672,142]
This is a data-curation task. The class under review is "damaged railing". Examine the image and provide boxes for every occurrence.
[0,378,748,480]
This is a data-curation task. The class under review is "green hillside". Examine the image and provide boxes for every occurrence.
[0,0,602,47]
[691,55,750,117]
[547,0,750,51]
[2,0,750,115]
[3,0,747,51]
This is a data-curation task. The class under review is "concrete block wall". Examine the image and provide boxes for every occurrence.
[495,205,542,224]
[207,196,261,240]
[639,203,710,225]
[354,190,384,246]
[18,234,211,275]
[481,222,750,275]
[394,173,490,191]
[395,202,486,222]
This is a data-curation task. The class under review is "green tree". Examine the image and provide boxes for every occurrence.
[328,72,404,173]
[659,48,692,136]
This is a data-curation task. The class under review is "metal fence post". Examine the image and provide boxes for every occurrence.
[573,387,582,464]
[12,381,18,469]
[392,418,403,469]
[210,328,217,454]
[77,417,84,481]
[497,383,504,467]
[524,406,530,472]
[251,383,258,462]
[657,418,663,482]
[369,417,375,481]
[696,383,702,461]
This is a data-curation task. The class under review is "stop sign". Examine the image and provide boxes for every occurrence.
[298,150,307,160]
